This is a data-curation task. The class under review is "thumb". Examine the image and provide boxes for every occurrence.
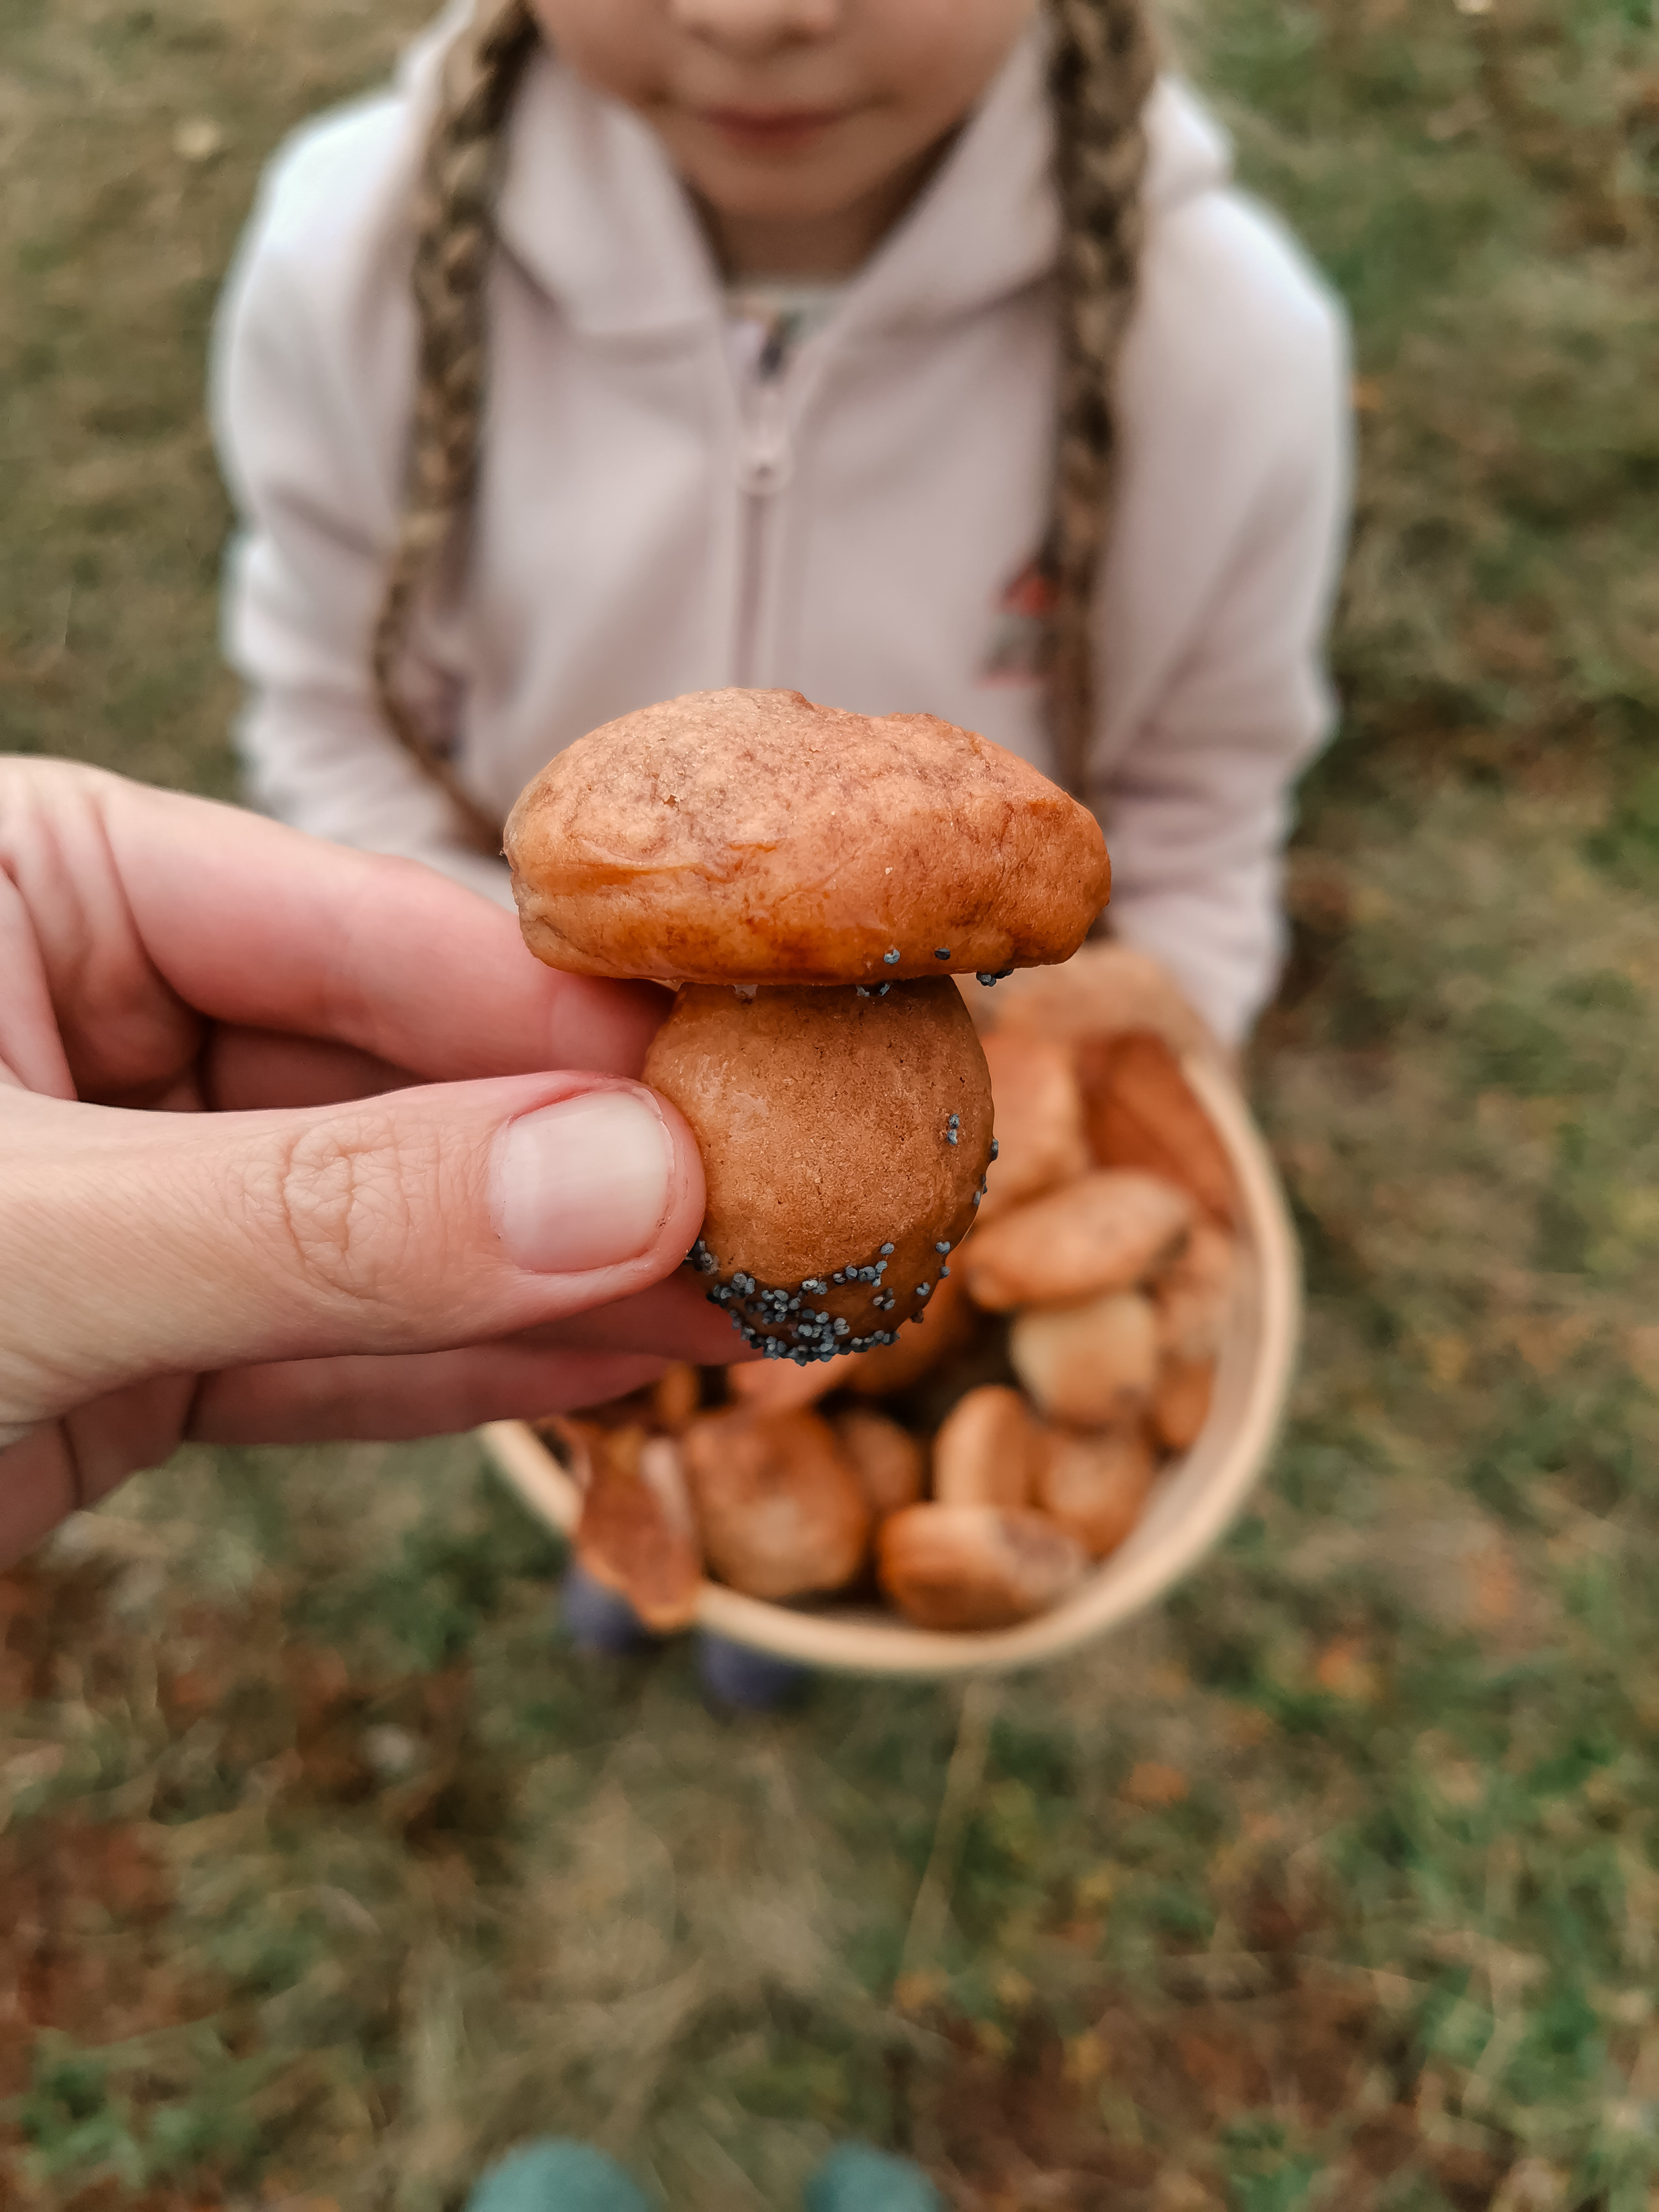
[0,1076,706,1433]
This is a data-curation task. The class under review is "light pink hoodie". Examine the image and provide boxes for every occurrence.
[213,12,1350,1044]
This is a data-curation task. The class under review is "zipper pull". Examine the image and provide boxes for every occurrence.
[736,378,793,497]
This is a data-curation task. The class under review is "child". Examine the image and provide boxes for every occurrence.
[213,0,1349,1054]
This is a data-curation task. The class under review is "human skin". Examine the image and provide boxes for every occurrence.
[530,0,1037,278]
[0,761,744,1567]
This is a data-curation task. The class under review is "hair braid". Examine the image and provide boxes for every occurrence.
[371,0,541,852]
[1044,0,1159,804]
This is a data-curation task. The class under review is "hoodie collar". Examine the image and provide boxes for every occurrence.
[405,9,1232,345]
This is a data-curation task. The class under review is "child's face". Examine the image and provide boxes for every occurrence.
[531,0,1038,276]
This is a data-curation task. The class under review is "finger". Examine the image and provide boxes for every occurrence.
[1,1277,745,1568]
[189,1272,752,1445]
[0,1283,745,1568]
[203,1026,416,1111]
[0,1373,192,1571]
[0,1073,706,1431]
[191,1345,680,1445]
[0,862,77,1099]
[501,1274,749,1360]
[1,763,671,1099]
[0,1430,77,1569]
[100,774,674,1079]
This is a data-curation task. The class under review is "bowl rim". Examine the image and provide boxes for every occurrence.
[479,1053,1301,1676]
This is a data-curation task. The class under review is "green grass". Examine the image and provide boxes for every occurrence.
[5,1,1659,2205]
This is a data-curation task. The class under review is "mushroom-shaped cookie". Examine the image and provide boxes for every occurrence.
[507,690,1110,1363]
[836,1408,928,1519]
[974,1029,1090,1217]
[556,1421,703,1631]
[931,1385,1046,1511]
[1009,1288,1159,1427]
[878,1505,1088,1631]
[646,980,992,1358]
[964,942,1215,1058]
[680,1407,870,1600]
[1036,1426,1156,1558]
[1077,1031,1238,1226]
[1154,1220,1238,1365]
[961,1170,1192,1312]
[1149,1357,1217,1452]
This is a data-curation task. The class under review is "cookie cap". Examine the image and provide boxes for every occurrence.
[505,688,1110,985]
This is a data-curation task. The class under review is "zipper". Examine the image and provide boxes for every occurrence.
[731,349,795,689]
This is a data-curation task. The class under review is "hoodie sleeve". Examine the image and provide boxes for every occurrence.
[210,106,513,909]
[1097,208,1352,1049]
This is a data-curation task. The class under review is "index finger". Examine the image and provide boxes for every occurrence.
[6,762,669,1086]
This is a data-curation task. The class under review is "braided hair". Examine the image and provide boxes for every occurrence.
[1045,0,1159,801]
[371,0,1157,826]
[371,0,539,850]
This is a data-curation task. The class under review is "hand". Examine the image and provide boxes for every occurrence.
[0,761,735,1566]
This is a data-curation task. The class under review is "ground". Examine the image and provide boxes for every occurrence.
[3,1,1659,2206]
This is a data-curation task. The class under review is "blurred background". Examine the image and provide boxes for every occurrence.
[4,2,1659,2206]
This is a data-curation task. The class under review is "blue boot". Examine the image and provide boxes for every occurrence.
[804,2143,943,2211]
[696,1631,810,1712]
[557,1561,654,1656]
[466,2139,654,2212]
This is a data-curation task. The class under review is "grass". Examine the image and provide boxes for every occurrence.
[4,0,1659,2205]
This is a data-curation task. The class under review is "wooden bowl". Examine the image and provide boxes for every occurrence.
[479,1056,1300,1677]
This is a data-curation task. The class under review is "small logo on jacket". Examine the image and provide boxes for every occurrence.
[980,555,1055,685]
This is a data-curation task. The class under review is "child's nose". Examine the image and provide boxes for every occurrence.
[669,0,842,60]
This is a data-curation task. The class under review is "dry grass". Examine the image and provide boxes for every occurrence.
[4,1,1659,2206]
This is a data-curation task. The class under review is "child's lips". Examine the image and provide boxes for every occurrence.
[698,103,854,153]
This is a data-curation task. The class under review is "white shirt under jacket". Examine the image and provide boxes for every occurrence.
[212,14,1351,1045]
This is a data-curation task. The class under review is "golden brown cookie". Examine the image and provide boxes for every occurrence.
[645,978,994,1361]
[835,1408,928,1519]
[931,1385,1044,1511]
[966,943,1214,1055]
[1149,1357,1216,1452]
[877,1504,1088,1630]
[961,1169,1192,1312]
[1009,1288,1159,1427]
[570,1425,703,1632]
[1036,1426,1156,1558]
[680,1407,870,1600]
[1077,1031,1238,1226]
[505,688,1109,985]
[1154,1221,1237,1365]
[975,1029,1090,1216]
